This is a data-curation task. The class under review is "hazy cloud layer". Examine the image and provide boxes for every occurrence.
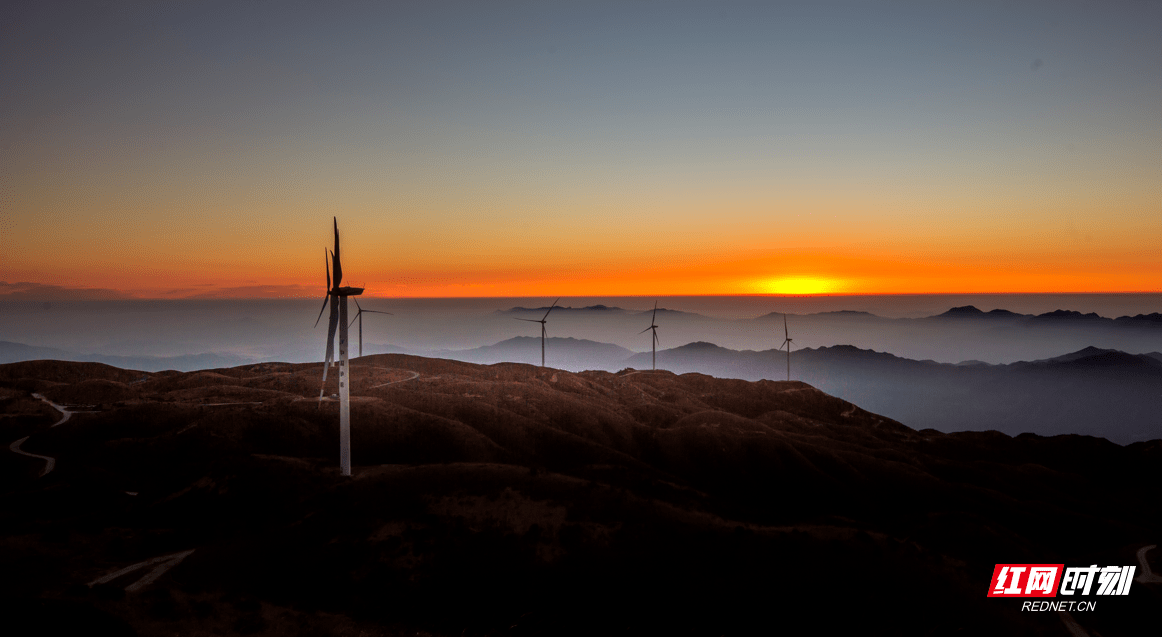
[0,281,132,300]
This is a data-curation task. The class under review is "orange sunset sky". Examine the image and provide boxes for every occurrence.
[2,2,1159,299]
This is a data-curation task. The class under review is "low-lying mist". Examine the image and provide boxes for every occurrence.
[2,295,1159,368]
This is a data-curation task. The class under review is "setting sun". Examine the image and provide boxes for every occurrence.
[757,277,843,295]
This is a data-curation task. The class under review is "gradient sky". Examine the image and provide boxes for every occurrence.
[2,1,1160,298]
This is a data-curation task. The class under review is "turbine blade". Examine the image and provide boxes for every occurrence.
[364,310,392,315]
[638,326,652,334]
[313,295,330,328]
[516,318,539,323]
[354,298,362,312]
[332,218,343,288]
[653,330,660,348]
[541,298,560,321]
[784,313,789,339]
[325,248,331,291]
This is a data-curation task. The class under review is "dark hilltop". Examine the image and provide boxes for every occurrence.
[1,355,1159,636]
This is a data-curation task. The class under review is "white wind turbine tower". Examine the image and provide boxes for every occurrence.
[514,298,559,367]
[781,313,793,381]
[349,298,392,358]
[312,217,364,477]
[639,301,661,370]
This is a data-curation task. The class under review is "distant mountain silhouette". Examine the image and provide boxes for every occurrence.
[1025,345,1159,365]
[1115,312,1162,325]
[504,339,1162,444]
[479,304,1162,367]
[1021,347,1162,371]
[630,307,704,318]
[663,343,1162,444]
[436,336,633,370]
[759,304,1162,328]
[934,305,1025,319]
[1033,309,1106,321]
[498,305,711,320]
[498,304,630,314]
[930,305,1160,326]
[936,305,986,317]
[755,309,889,321]
[814,309,877,317]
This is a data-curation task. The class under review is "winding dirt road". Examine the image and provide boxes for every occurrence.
[7,393,100,477]
[32,392,75,427]
[88,549,196,593]
[369,370,420,388]
[8,436,54,477]
[1136,544,1162,584]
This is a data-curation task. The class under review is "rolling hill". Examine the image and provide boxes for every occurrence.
[1,356,1159,636]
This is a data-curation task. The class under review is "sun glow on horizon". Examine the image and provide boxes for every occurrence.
[756,277,844,296]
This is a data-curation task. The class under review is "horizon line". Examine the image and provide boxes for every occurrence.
[4,290,1162,302]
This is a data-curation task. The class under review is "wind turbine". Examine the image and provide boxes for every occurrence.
[349,298,392,358]
[312,217,364,477]
[514,298,558,367]
[639,301,660,370]
[781,313,793,381]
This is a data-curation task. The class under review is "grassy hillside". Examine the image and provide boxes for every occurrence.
[1,355,1159,636]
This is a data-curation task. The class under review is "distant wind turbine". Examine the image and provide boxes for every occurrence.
[781,313,793,381]
[639,301,660,370]
[515,298,558,367]
[349,298,392,358]
[312,217,365,477]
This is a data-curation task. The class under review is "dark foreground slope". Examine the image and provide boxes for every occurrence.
[1,356,1159,636]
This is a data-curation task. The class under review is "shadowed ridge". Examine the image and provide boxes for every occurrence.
[0,359,144,384]
[932,306,1027,319]
[935,305,983,317]
[1114,312,1162,325]
[814,310,877,317]
[1022,347,1162,369]
[1022,344,1162,367]
[1030,345,1118,363]
[499,304,629,314]
[672,341,725,350]
[1034,309,1107,321]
